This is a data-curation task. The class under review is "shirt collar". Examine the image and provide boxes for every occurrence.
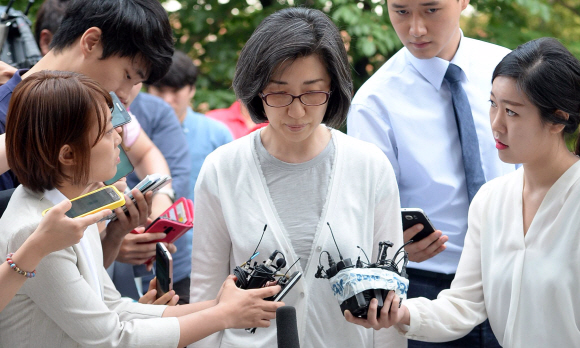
[43,188,68,206]
[405,30,470,91]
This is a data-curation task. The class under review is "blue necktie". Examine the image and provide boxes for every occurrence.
[444,63,486,203]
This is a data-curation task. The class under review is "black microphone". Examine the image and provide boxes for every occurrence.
[276,306,300,348]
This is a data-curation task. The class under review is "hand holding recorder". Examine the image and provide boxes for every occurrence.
[214,275,284,329]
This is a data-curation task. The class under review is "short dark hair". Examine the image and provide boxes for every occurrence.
[232,7,352,128]
[34,0,70,45]
[149,50,198,90]
[492,37,580,154]
[6,71,112,193]
[49,0,174,84]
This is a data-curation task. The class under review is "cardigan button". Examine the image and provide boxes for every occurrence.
[316,246,322,252]
[300,292,305,298]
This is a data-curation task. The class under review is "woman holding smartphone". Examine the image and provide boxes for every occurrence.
[190,8,404,348]
[345,38,580,347]
[0,70,282,347]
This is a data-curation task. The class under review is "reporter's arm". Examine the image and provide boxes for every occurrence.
[101,189,153,268]
[0,240,43,312]
[348,186,491,343]
[169,278,283,347]
[0,201,111,312]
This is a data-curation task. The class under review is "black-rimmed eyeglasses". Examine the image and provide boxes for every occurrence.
[259,91,331,108]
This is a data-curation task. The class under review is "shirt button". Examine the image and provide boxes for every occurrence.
[316,246,322,252]
[300,292,305,298]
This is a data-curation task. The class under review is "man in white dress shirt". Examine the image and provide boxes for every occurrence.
[347,0,517,346]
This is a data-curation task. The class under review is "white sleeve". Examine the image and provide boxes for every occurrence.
[189,156,231,347]
[399,186,490,342]
[371,151,407,348]
[16,244,180,348]
[347,102,401,183]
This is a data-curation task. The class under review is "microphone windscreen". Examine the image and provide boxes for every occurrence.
[276,306,300,348]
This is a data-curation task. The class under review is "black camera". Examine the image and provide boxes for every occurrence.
[315,223,410,319]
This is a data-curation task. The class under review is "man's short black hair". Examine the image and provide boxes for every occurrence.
[49,0,174,84]
[149,50,198,90]
[34,0,70,45]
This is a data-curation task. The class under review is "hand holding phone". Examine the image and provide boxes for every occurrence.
[401,208,448,263]
[401,208,436,243]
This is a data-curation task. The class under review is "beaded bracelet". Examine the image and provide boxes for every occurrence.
[6,253,36,278]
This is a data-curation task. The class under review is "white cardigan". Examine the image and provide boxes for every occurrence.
[0,186,180,348]
[402,161,580,347]
[190,129,406,348]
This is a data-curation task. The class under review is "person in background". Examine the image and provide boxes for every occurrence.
[0,70,283,347]
[347,0,515,345]
[206,101,267,139]
[145,50,233,304]
[190,8,405,348]
[346,37,580,348]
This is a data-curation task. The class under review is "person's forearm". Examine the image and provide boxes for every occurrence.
[162,299,216,318]
[100,228,125,268]
[175,306,228,346]
[150,193,172,219]
[0,237,46,312]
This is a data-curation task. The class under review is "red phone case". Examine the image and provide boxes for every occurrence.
[142,197,194,263]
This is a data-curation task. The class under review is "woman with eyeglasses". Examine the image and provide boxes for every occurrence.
[189,7,405,348]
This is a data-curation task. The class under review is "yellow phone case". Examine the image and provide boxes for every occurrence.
[42,185,125,218]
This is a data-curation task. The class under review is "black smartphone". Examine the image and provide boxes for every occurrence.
[104,146,134,185]
[110,92,132,128]
[155,242,173,299]
[401,208,436,243]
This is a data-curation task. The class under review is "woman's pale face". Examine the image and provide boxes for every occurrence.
[489,76,563,165]
[261,55,331,145]
[88,106,122,183]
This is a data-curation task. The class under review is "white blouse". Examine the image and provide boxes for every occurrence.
[401,160,580,347]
